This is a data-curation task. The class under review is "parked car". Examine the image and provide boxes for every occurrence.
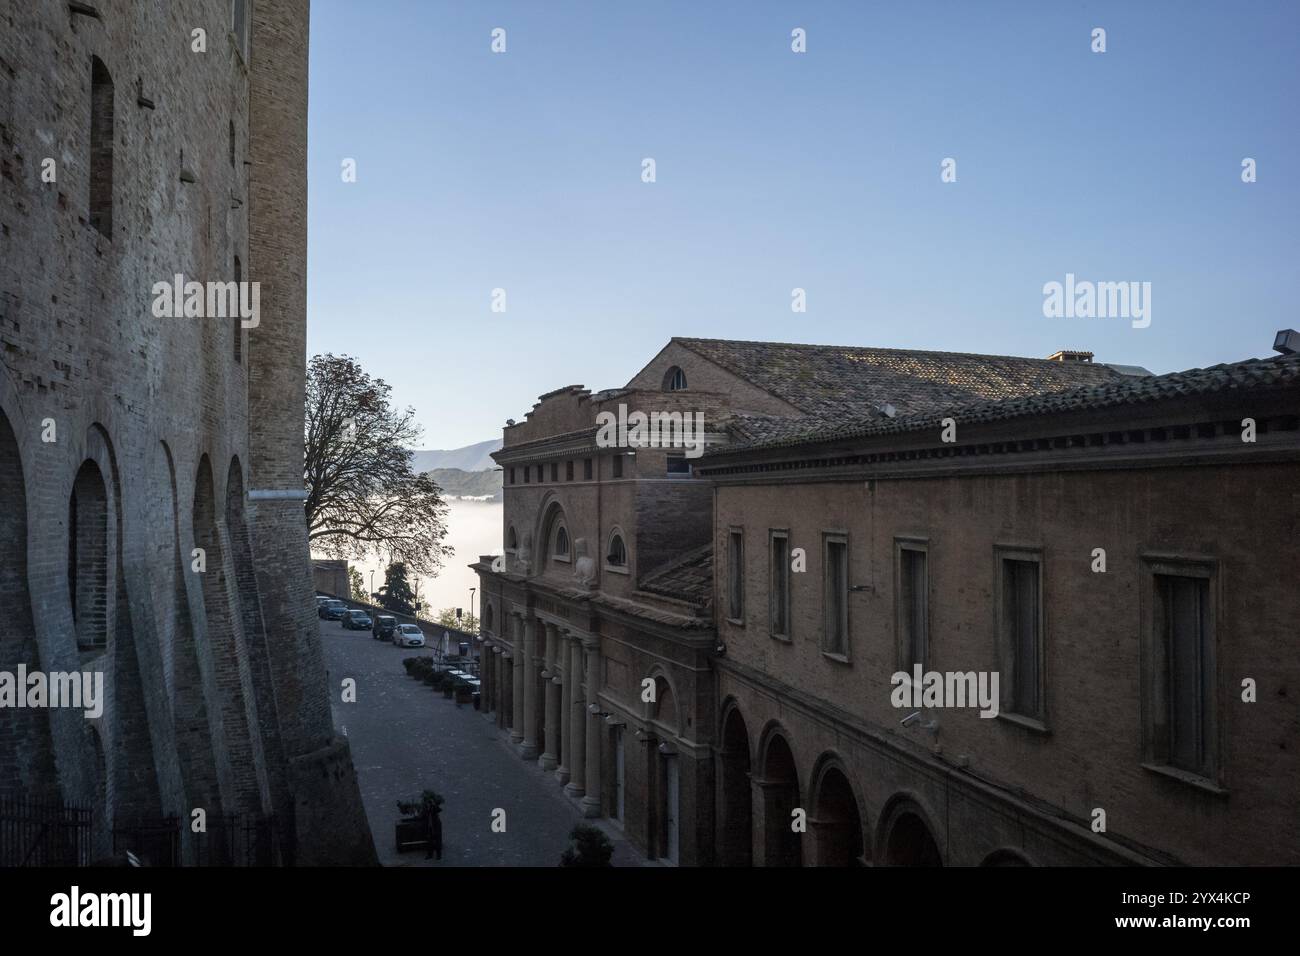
[341,609,372,631]
[373,615,398,641]
[393,624,425,648]
[319,600,348,621]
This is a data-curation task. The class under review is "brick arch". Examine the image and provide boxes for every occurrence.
[877,792,944,866]
[89,423,164,831]
[68,458,110,650]
[153,440,223,820]
[644,664,681,736]
[808,751,869,866]
[716,698,753,866]
[536,495,570,575]
[192,454,261,814]
[755,721,802,866]
[225,456,288,829]
[0,406,59,799]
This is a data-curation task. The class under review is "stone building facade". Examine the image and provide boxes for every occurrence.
[0,0,374,864]
[477,335,1300,865]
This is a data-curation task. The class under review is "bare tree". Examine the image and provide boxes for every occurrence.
[304,353,453,577]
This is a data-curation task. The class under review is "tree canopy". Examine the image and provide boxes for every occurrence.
[305,353,453,577]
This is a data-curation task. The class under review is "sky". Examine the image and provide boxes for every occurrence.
[306,0,1300,450]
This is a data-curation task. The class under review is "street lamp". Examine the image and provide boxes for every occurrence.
[369,569,375,599]
[469,588,477,630]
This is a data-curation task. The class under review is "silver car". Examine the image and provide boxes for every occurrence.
[393,624,425,648]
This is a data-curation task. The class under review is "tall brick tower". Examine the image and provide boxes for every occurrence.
[246,0,375,864]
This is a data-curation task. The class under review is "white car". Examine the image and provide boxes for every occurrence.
[393,624,425,648]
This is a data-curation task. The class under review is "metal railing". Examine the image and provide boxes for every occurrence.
[0,796,93,867]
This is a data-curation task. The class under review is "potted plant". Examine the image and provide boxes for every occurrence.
[559,824,614,867]
[395,789,444,858]
[442,673,455,698]
[453,677,472,705]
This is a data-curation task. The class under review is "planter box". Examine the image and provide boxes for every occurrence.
[395,818,429,854]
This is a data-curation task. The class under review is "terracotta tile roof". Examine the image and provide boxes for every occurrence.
[709,353,1300,454]
[638,544,713,605]
[675,337,1126,420]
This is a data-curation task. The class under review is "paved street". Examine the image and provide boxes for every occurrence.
[321,619,647,867]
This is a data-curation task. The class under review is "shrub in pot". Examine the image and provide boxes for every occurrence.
[559,824,614,867]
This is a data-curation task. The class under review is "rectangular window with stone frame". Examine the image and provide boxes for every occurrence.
[769,529,790,640]
[1141,555,1218,786]
[727,528,744,623]
[895,538,928,672]
[822,533,849,659]
[996,547,1045,728]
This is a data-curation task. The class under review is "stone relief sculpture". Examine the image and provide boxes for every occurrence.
[515,530,533,575]
[573,537,597,588]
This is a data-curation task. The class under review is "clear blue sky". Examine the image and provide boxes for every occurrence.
[306,0,1300,450]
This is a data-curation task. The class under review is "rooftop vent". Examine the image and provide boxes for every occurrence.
[1273,329,1299,356]
[1046,350,1094,363]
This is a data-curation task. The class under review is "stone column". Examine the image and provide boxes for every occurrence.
[495,649,506,729]
[581,636,602,818]
[510,615,524,745]
[520,616,539,760]
[564,635,586,800]
[540,624,561,771]
[556,631,573,787]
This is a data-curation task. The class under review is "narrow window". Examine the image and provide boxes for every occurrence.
[583,458,593,480]
[769,531,790,639]
[550,462,558,482]
[523,466,529,484]
[607,534,627,567]
[566,460,574,481]
[664,366,687,391]
[666,455,691,477]
[554,526,570,558]
[822,535,849,657]
[232,255,243,363]
[898,544,928,671]
[535,464,543,483]
[727,529,744,622]
[999,555,1043,721]
[232,0,250,60]
[229,120,236,168]
[89,57,115,239]
[1155,572,1213,776]
[509,467,515,484]
[612,455,623,479]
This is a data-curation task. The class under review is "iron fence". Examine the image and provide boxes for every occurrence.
[0,796,93,867]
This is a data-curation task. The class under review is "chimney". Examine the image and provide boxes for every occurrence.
[1046,350,1094,363]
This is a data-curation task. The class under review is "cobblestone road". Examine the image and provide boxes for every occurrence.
[322,620,648,867]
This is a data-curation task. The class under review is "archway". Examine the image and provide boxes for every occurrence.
[154,442,223,821]
[810,760,865,866]
[192,455,260,814]
[717,703,753,866]
[757,728,802,866]
[882,804,942,866]
[69,459,109,650]
[0,409,58,799]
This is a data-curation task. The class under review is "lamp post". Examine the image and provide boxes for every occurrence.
[369,569,375,600]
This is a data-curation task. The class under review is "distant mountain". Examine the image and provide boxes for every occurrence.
[409,439,501,473]
[428,467,502,500]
